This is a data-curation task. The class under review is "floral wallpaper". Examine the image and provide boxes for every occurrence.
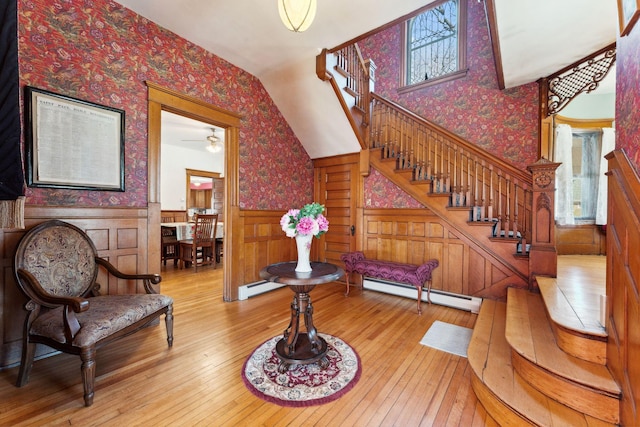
[358,0,540,207]
[364,168,423,208]
[616,22,640,175]
[18,0,313,209]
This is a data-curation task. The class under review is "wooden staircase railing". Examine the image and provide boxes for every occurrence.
[319,43,535,252]
[369,93,533,250]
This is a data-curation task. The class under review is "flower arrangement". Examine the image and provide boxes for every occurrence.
[280,202,329,238]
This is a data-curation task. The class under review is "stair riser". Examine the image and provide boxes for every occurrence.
[511,350,620,424]
[549,321,607,365]
[470,373,535,426]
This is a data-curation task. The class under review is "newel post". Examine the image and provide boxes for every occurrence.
[527,158,561,290]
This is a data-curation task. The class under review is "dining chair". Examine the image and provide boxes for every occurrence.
[178,214,217,270]
[161,225,179,266]
[215,236,223,264]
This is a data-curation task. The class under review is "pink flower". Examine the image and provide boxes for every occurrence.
[316,214,329,232]
[280,203,329,238]
[296,216,317,235]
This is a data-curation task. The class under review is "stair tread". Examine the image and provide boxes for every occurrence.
[468,300,616,427]
[536,275,606,337]
[505,287,620,396]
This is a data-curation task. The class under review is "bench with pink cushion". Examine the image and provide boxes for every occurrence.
[340,251,439,315]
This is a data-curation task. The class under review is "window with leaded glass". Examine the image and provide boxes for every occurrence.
[402,0,467,90]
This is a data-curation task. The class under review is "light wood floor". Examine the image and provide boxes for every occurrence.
[538,255,606,336]
[0,263,497,427]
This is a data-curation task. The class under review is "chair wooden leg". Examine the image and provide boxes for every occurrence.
[80,346,97,406]
[416,286,423,315]
[165,305,174,347]
[16,340,35,387]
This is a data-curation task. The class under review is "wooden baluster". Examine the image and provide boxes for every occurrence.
[446,143,451,194]
[435,134,440,184]
[385,107,391,158]
[497,171,503,237]
[505,175,512,238]
[452,147,458,205]
[417,126,425,180]
[512,178,519,238]
[426,131,432,180]
[474,160,481,221]
[466,154,472,208]
[487,165,494,220]
[370,101,377,148]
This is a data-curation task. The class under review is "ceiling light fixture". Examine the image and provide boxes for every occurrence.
[278,0,316,33]
[204,128,223,153]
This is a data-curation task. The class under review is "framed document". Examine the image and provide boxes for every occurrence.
[25,86,125,191]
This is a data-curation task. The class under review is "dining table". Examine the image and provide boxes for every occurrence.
[160,221,224,240]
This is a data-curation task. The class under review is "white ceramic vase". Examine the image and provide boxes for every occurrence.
[294,233,313,272]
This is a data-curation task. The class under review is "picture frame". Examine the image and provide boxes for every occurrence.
[25,86,125,191]
[618,0,640,36]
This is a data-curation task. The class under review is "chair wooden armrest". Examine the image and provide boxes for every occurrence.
[95,257,162,294]
[16,268,89,312]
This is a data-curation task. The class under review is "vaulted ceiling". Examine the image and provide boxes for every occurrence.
[116,0,618,158]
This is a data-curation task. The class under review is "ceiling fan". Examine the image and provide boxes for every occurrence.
[182,128,223,153]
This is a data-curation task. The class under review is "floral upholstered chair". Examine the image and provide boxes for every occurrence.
[13,220,173,406]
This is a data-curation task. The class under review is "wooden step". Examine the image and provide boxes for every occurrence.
[468,299,617,427]
[506,287,620,424]
[536,275,607,364]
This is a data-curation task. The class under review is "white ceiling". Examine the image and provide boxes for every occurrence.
[161,110,225,151]
[118,0,618,158]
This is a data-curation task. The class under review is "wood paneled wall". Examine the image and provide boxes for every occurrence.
[556,224,606,255]
[1,205,153,368]
[362,208,527,300]
[235,210,295,287]
[605,151,640,426]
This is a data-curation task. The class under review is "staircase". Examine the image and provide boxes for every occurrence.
[468,282,619,426]
[317,43,622,424]
[317,44,541,296]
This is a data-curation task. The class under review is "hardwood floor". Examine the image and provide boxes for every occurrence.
[0,263,496,427]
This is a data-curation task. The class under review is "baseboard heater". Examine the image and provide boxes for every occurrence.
[238,278,483,313]
[363,278,482,313]
[238,280,285,300]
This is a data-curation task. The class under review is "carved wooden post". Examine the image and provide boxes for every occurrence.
[527,158,560,290]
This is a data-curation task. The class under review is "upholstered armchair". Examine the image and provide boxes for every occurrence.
[13,220,173,406]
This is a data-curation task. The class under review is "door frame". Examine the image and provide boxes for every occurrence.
[147,82,242,301]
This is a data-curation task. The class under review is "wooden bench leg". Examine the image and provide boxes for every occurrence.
[416,281,433,315]
[344,272,351,296]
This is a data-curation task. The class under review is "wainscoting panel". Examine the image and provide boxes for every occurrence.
[239,210,295,285]
[605,151,640,426]
[362,209,526,300]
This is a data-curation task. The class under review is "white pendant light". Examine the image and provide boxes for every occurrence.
[278,0,317,32]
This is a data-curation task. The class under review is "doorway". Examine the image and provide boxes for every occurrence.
[147,82,241,301]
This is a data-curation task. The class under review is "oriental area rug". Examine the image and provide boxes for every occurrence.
[242,334,361,407]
